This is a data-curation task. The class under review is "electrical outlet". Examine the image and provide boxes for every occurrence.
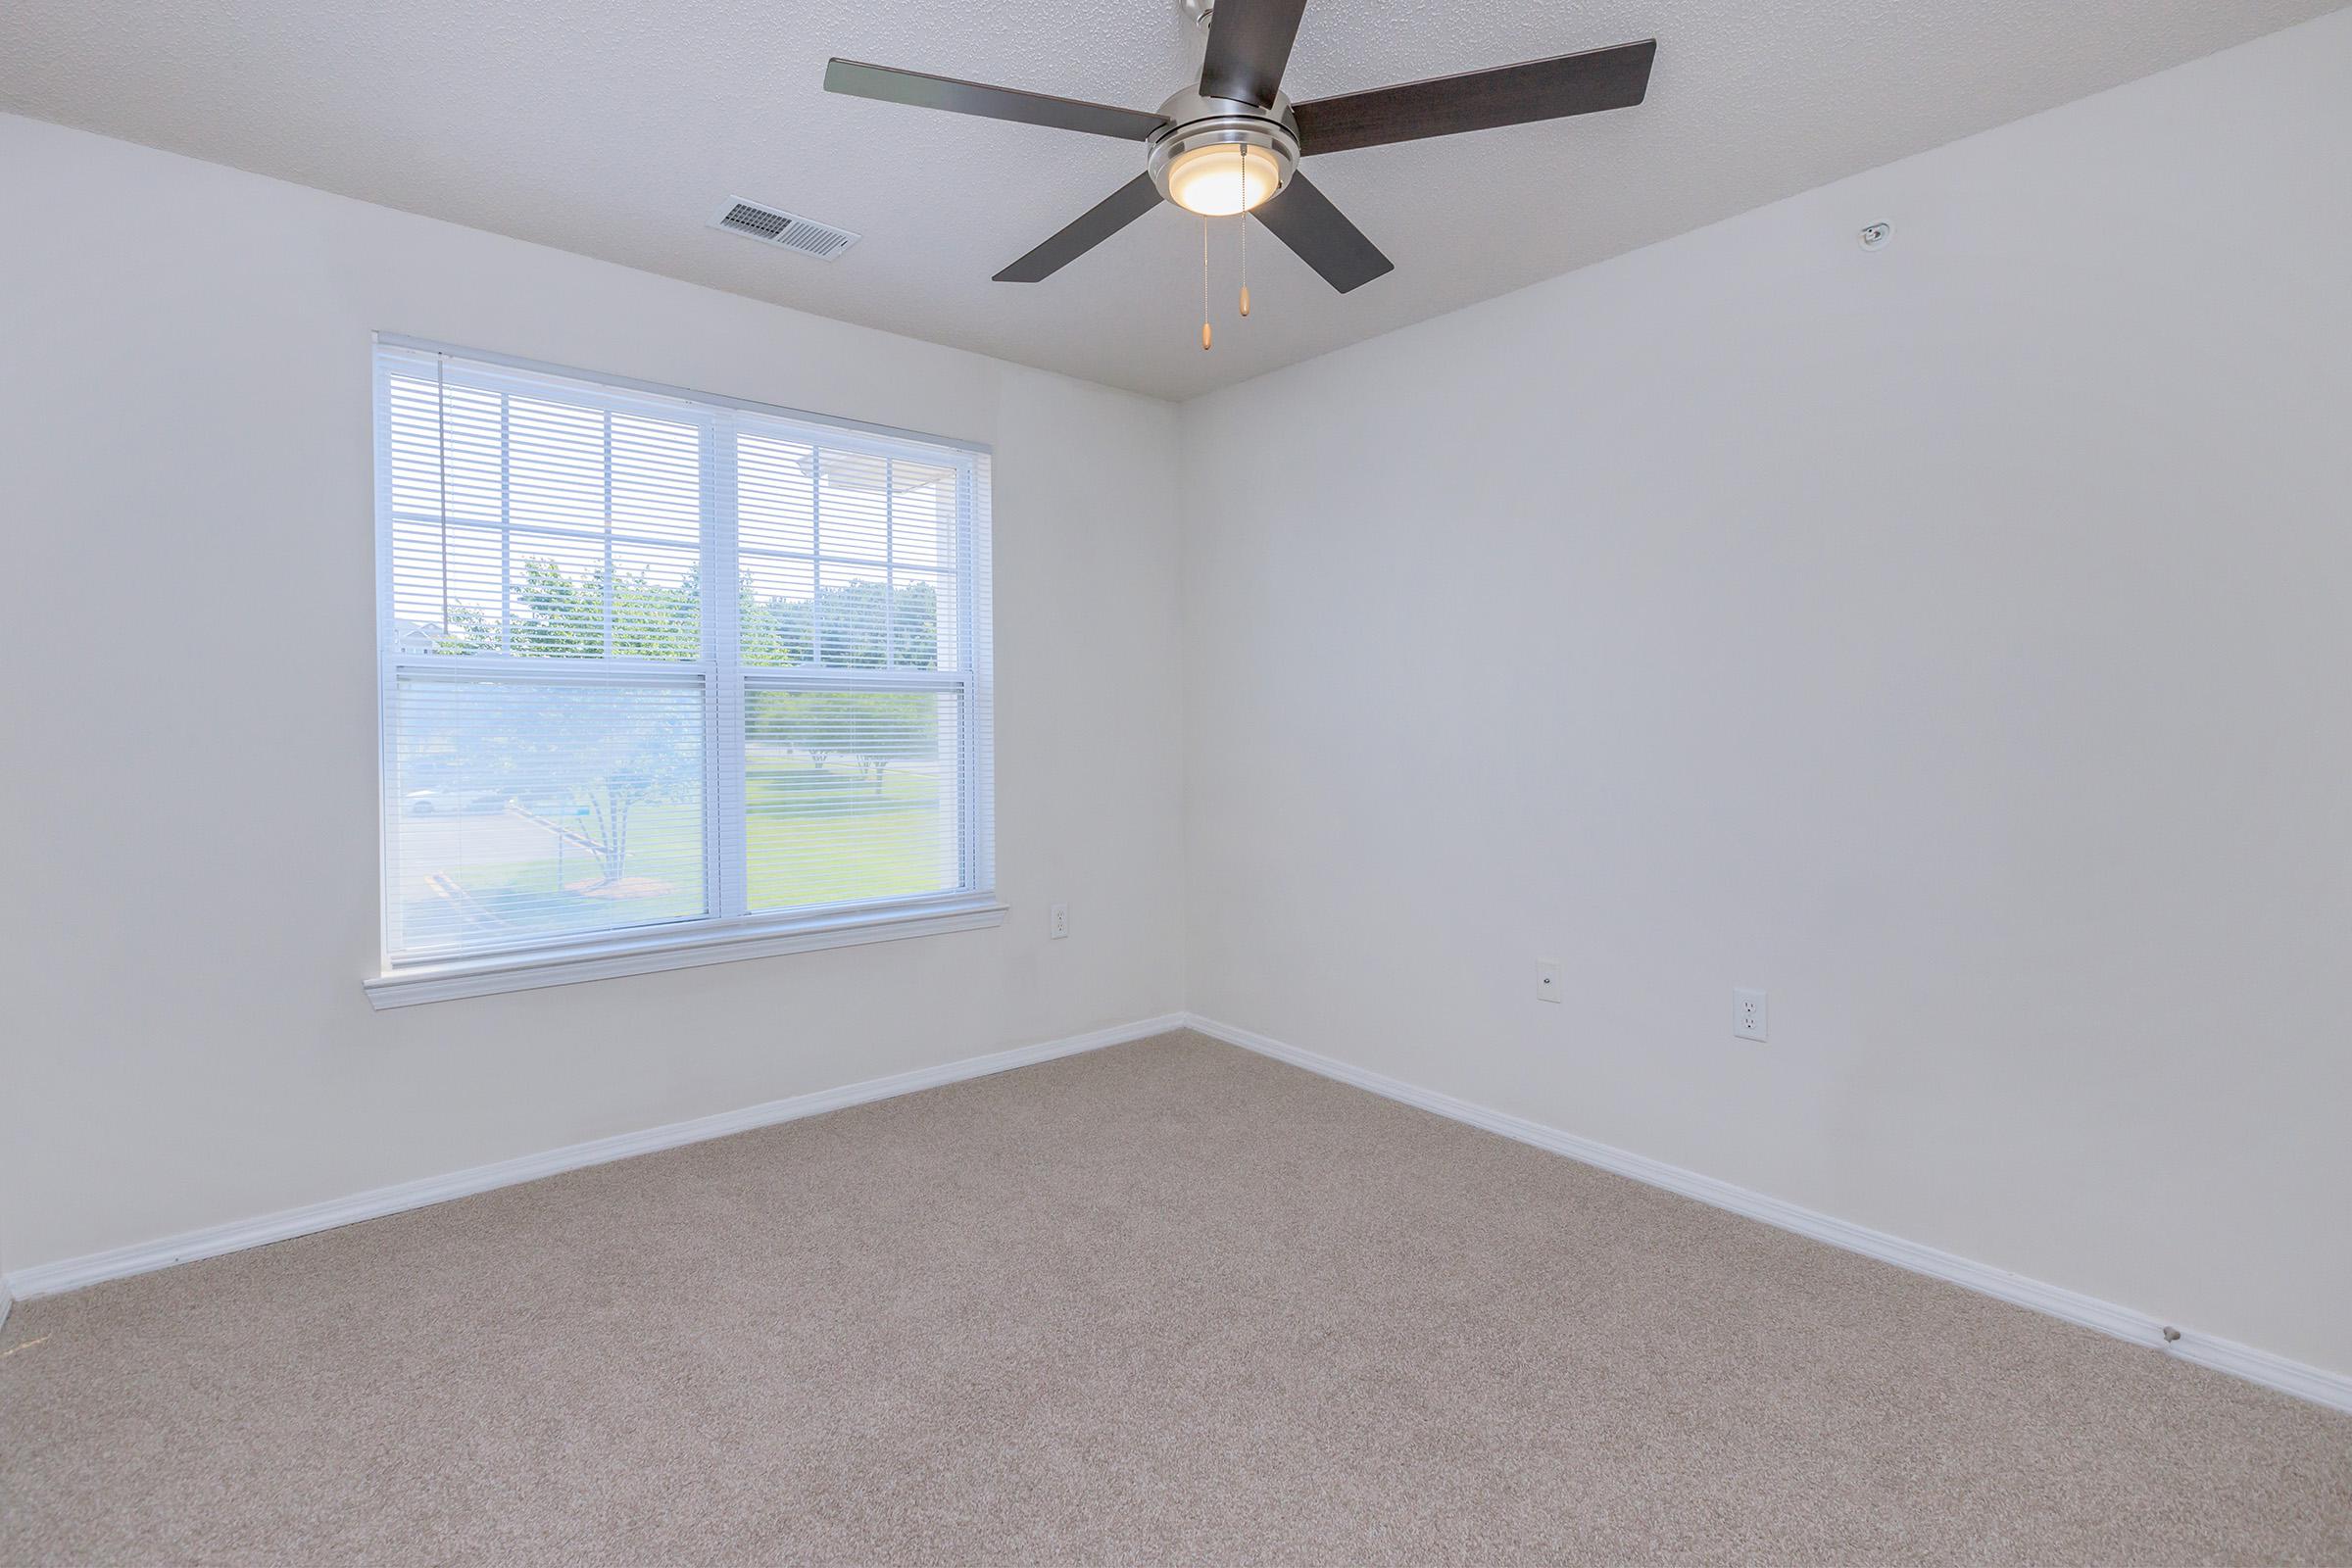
[1049,903,1069,940]
[1536,959,1564,1004]
[1733,987,1768,1042]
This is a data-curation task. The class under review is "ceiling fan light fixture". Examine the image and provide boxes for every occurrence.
[1147,90,1299,220]
[1166,142,1283,216]
[826,0,1658,296]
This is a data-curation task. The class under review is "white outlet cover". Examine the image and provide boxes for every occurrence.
[1733,986,1768,1042]
[1049,903,1069,940]
[1537,959,1564,1004]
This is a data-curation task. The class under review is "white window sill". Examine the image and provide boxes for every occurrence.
[364,895,1007,1009]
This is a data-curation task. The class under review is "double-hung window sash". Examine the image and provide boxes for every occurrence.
[372,341,993,976]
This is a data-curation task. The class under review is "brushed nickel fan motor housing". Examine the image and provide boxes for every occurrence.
[1146,86,1300,208]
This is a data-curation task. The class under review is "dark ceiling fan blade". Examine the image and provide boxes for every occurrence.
[1294,38,1656,156]
[1199,0,1310,108]
[1250,172,1393,294]
[825,59,1168,141]
[994,174,1166,282]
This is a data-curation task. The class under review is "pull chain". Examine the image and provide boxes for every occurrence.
[1200,214,1212,351]
[1238,144,1250,318]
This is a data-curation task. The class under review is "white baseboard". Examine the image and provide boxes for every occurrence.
[2,1012,1188,1302]
[1184,1012,2352,1416]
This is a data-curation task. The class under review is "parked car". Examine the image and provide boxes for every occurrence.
[406,786,512,816]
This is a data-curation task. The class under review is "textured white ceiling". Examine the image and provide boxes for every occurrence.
[2,0,2340,399]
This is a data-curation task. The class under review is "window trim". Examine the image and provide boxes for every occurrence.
[366,334,997,1006]
[363,893,1008,1008]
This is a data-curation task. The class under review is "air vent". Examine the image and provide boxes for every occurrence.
[710,197,859,262]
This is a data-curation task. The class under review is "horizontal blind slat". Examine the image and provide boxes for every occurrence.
[384,675,709,954]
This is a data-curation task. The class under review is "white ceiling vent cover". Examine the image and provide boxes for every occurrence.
[710,198,859,261]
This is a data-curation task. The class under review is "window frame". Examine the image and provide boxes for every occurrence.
[364,335,999,1008]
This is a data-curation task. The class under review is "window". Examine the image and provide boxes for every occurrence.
[368,339,995,1004]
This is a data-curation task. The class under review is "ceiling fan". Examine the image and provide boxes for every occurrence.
[824,0,1656,298]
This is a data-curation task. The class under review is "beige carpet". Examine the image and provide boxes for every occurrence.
[3,1031,2346,1565]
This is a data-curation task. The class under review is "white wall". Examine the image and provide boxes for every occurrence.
[0,114,1186,1272]
[1182,11,2352,1376]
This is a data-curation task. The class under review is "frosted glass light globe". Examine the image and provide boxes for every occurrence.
[1165,143,1282,217]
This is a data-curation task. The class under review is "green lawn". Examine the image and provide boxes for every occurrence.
[742,744,956,908]
[398,749,955,950]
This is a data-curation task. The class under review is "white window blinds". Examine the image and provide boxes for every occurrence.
[373,341,993,969]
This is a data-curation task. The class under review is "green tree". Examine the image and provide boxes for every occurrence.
[747,689,939,787]
[428,559,942,873]
[739,576,937,671]
[440,556,934,670]
[436,558,701,661]
[741,576,940,784]
[429,559,701,885]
